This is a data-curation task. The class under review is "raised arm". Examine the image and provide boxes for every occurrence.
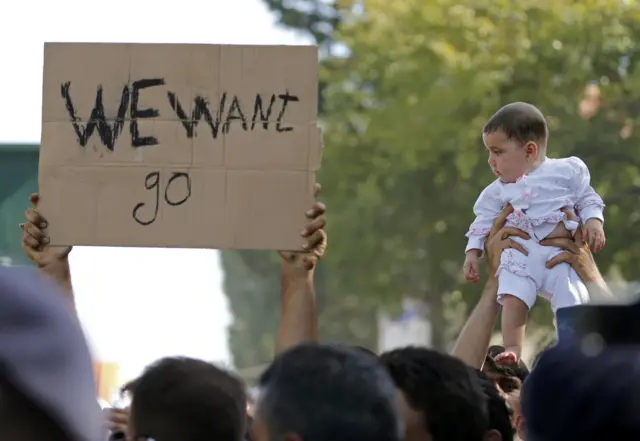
[275,183,326,354]
[453,204,531,368]
[20,194,75,313]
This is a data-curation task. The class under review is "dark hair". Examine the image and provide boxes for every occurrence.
[257,343,402,441]
[130,357,247,441]
[483,102,548,145]
[476,370,515,441]
[523,343,640,441]
[121,378,138,395]
[380,346,488,441]
[485,345,530,387]
[351,345,378,358]
[483,357,522,393]
[0,376,69,441]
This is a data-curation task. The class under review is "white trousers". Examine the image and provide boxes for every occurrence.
[497,237,590,311]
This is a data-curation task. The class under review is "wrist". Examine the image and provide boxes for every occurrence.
[482,276,498,291]
[38,259,71,280]
[281,260,314,281]
[466,249,482,258]
[586,278,614,301]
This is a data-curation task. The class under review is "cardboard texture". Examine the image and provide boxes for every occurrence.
[39,43,321,250]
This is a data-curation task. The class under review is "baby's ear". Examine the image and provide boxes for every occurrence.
[525,141,539,159]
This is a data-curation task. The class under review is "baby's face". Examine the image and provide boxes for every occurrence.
[483,130,530,183]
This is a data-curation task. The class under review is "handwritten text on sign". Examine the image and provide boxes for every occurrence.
[61,80,300,226]
[61,80,300,151]
[39,43,320,250]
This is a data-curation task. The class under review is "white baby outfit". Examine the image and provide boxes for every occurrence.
[466,157,605,311]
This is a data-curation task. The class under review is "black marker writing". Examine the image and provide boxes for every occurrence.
[132,171,192,226]
[62,81,301,148]
[276,90,299,132]
[168,91,299,137]
[61,82,130,151]
[130,79,165,147]
[223,95,248,134]
[251,94,276,130]
[132,172,160,226]
[165,172,192,206]
[167,92,227,139]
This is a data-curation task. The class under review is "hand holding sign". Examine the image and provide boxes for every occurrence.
[279,183,326,272]
[20,193,72,268]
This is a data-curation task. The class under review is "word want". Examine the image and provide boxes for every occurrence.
[132,171,192,226]
[60,79,300,151]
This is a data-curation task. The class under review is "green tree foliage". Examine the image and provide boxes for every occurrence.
[322,0,640,346]
[225,0,640,367]
[262,0,339,48]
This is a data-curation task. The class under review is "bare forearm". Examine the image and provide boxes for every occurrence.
[581,258,614,303]
[276,263,318,354]
[39,261,76,313]
[585,278,614,303]
[451,278,500,369]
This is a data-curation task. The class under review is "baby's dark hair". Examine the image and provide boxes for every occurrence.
[483,102,548,146]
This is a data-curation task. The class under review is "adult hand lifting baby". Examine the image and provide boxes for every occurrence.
[463,204,530,284]
[464,206,604,284]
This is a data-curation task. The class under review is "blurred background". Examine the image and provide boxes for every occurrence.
[1,0,640,401]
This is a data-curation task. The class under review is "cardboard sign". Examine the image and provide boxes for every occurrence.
[38,43,321,250]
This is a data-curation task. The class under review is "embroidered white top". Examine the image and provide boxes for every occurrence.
[465,156,605,253]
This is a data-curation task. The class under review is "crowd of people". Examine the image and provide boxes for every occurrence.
[1,157,638,439]
[1,184,636,441]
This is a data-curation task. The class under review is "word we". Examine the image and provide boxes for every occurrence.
[61,78,300,151]
[132,171,192,226]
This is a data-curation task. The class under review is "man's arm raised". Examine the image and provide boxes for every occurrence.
[452,204,530,368]
[275,183,326,354]
[20,193,76,312]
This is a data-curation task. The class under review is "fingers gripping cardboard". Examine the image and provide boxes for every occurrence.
[39,43,322,250]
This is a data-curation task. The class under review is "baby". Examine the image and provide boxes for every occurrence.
[463,102,605,364]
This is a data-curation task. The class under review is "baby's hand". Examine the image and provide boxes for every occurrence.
[463,252,481,284]
[584,218,605,253]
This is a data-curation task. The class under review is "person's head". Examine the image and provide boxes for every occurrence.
[252,342,402,441]
[523,343,640,441]
[0,268,102,441]
[475,370,515,441]
[380,346,488,441]
[504,389,526,440]
[129,356,247,441]
[483,102,548,182]
[484,345,529,392]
